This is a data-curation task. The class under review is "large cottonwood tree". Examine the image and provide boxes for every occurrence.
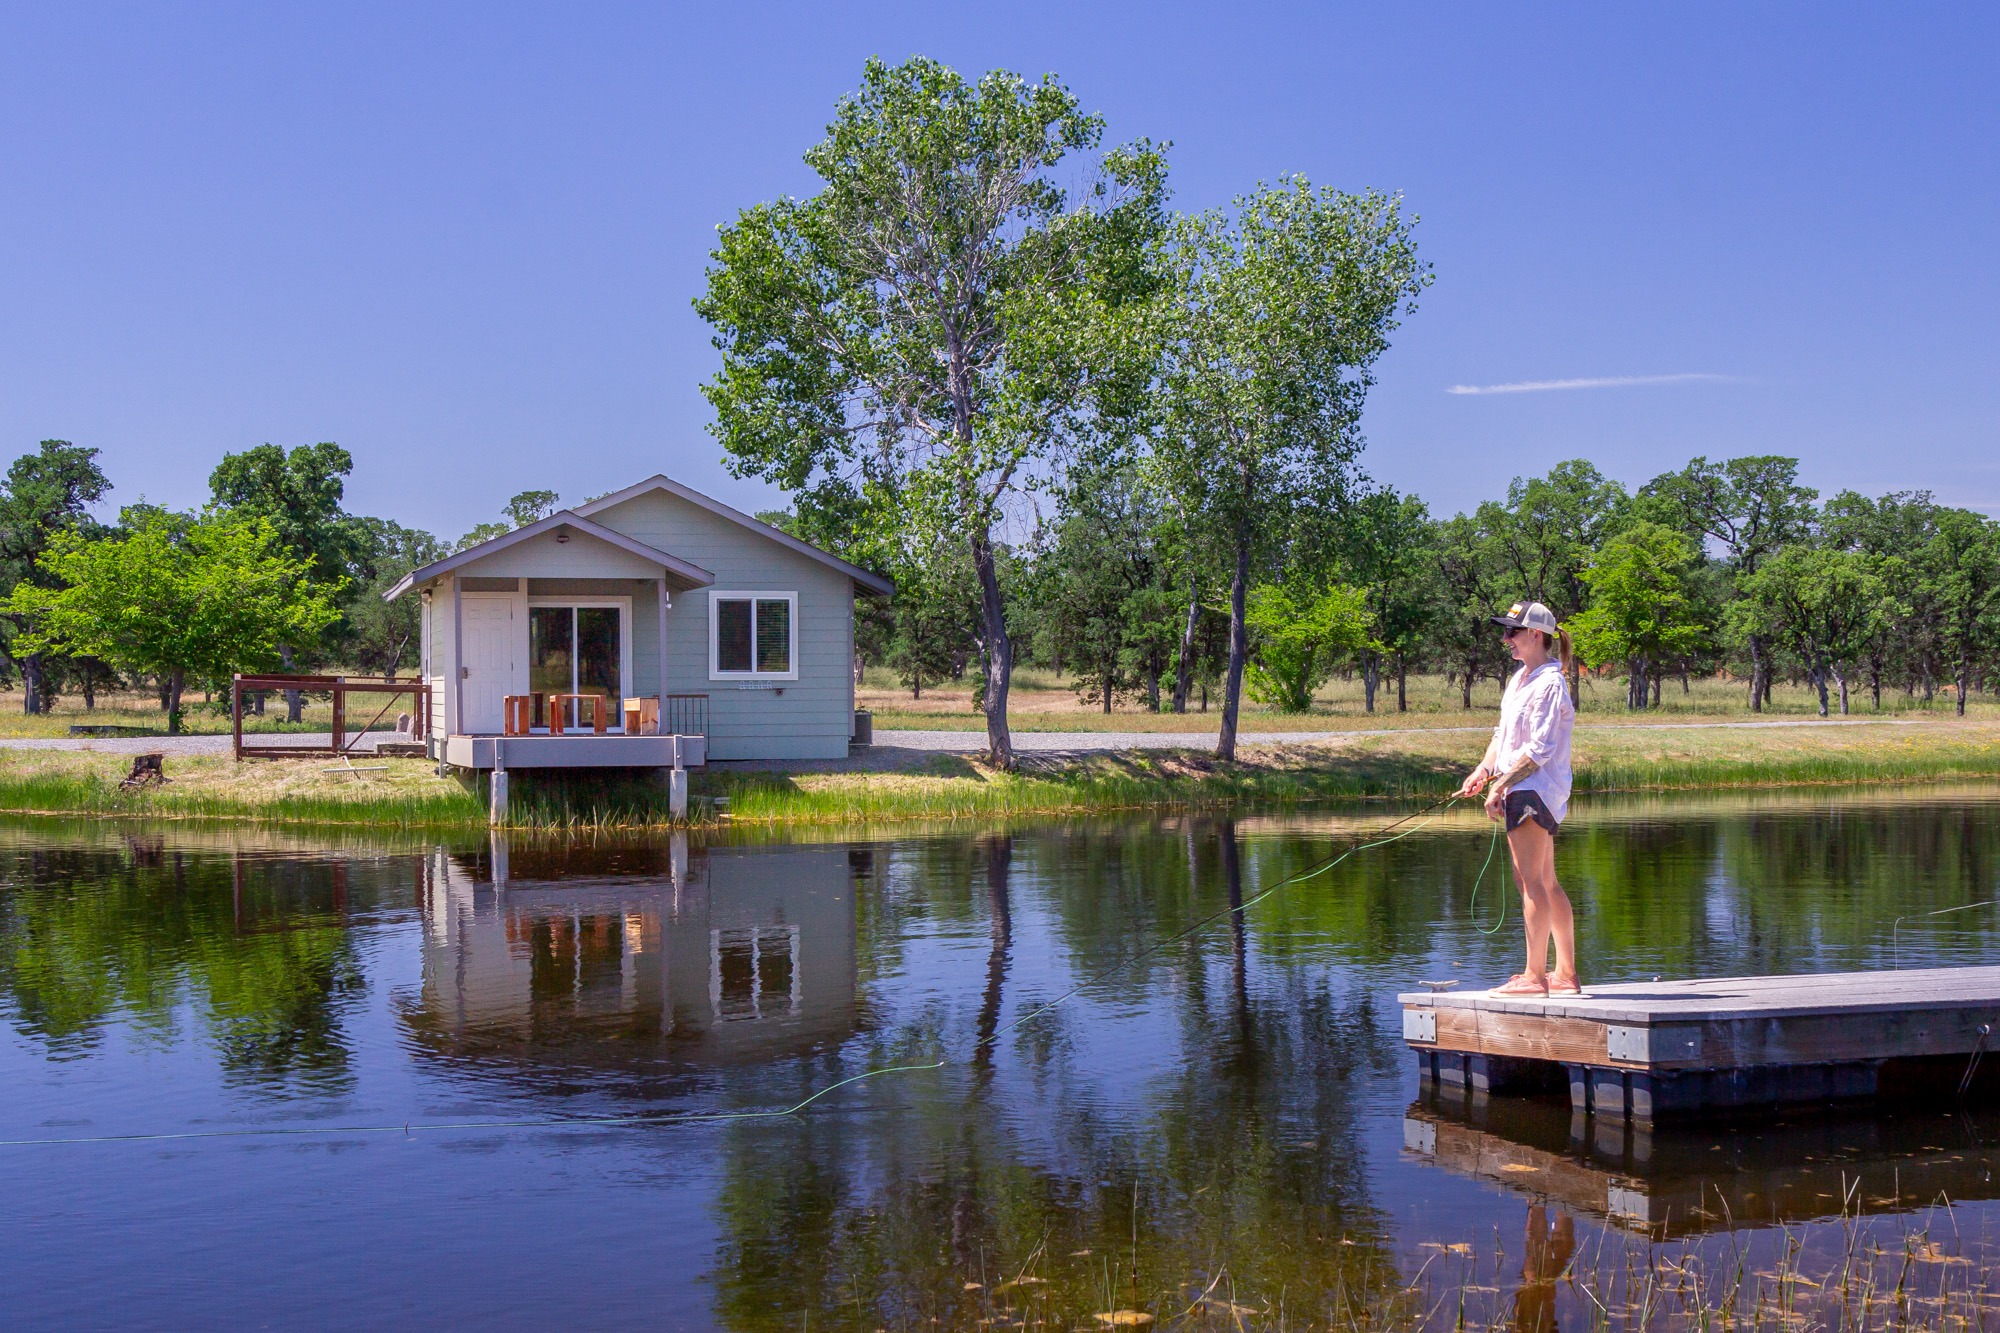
[1147,179,1428,759]
[697,57,1165,767]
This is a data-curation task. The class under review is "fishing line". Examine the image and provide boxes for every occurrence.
[1,792,1508,1150]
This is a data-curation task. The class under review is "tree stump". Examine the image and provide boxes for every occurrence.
[119,753,170,790]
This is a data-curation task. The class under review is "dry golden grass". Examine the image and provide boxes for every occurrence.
[860,666,2000,733]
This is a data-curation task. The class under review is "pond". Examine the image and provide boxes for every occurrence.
[3,787,1998,1328]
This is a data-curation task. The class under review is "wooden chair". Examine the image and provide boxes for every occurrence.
[548,693,609,735]
[502,695,534,736]
[623,696,660,736]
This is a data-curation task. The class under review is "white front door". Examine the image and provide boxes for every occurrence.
[460,595,521,733]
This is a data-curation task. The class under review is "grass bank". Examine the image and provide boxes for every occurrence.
[0,719,1992,831]
[707,718,2000,826]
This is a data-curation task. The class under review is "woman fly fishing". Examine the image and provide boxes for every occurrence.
[1455,600,1580,997]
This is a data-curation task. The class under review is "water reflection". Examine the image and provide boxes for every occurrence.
[399,834,862,1078]
[0,788,1996,1327]
[1409,1088,2000,1238]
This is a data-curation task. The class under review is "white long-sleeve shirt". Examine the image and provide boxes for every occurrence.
[1491,659,1575,823]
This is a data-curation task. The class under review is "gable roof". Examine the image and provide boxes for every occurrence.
[382,510,715,601]
[575,474,894,597]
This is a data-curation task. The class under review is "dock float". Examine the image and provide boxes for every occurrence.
[1399,966,2000,1122]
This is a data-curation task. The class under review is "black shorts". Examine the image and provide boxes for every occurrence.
[1505,789,1560,836]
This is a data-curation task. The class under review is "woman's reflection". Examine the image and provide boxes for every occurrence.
[1513,1203,1575,1333]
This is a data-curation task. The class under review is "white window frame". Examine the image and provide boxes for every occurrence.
[526,595,634,730]
[707,590,799,682]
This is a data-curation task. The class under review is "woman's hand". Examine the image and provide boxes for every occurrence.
[1483,784,1507,822]
[1455,766,1490,799]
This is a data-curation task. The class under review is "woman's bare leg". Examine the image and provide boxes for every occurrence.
[1509,821,1575,980]
[1507,831,1549,978]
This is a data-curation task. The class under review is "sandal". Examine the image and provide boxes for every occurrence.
[1546,972,1584,996]
[1489,972,1549,997]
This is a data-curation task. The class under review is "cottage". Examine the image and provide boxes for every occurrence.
[385,474,891,767]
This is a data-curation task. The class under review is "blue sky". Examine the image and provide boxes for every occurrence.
[2,3,1994,538]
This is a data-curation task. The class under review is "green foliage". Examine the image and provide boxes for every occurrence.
[1481,459,1630,625]
[1147,177,1430,751]
[455,488,562,552]
[208,442,362,587]
[3,511,342,729]
[1728,544,1882,715]
[696,56,1168,764]
[1243,582,1370,712]
[1570,522,1708,708]
[1923,506,2000,714]
[1332,485,1438,710]
[0,441,114,712]
[345,518,446,679]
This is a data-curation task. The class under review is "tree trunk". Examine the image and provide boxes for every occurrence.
[1396,655,1408,712]
[969,528,1013,768]
[1813,667,1829,717]
[1747,635,1766,712]
[1651,672,1662,708]
[1869,658,1883,710]
[1835,668,1850,715]
[1958,660,1971,716]
[166,670,185,735]
[279,644,303,723]
[1101,669,1112,714]
[1171,574,1198,714]
[1461,662,1474,709]
[1360,654,1378,713]
[910,675,921,700]
[82,671,95,710]
[1216,532,1250,762]
[21,652,43,716]
[1145,666,1161,713]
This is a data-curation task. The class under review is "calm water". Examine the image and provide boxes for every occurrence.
[3,788,1999,1329]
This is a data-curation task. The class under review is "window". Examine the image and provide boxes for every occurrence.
[709,591,796,680]
[709,925,801,1020]
[527,599,630,728]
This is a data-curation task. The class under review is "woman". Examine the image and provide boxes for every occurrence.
[1455,600,1579,997]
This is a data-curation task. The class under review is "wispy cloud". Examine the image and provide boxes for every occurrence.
[1446,372,1744,396]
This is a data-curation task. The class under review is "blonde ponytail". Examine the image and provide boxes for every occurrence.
[1554,627,1575,680]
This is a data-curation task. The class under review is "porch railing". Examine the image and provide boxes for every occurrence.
[232,673,431,760]
[663,693,708,739]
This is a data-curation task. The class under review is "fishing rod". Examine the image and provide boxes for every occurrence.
[0,790,1509,1149]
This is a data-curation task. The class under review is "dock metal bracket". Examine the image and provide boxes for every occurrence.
[1403,1009,1437,1043]
[1607,1025,1703,1064]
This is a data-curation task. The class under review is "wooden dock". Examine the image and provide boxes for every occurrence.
[1400,966,2000,1121]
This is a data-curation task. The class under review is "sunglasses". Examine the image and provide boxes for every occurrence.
[1500,626,1522,639]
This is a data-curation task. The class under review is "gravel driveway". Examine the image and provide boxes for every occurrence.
[0,715,1938,765]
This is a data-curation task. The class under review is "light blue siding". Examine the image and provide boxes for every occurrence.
[590,491,858,761]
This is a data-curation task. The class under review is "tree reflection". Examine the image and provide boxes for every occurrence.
[0,844,376,1090]
[706,820,1405,1330]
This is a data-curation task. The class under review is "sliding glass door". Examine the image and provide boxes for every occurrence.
[528,604,624,730]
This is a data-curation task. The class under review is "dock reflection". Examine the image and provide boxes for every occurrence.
[398,833,863,1078]
[1406,1088,2000,1237]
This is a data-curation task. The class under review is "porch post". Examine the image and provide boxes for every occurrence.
[656,576,670,711]
[452,575,464,736]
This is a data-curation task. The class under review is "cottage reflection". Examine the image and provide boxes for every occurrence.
[401,835,861,1076]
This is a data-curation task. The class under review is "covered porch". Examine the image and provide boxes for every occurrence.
[386,511,716,772]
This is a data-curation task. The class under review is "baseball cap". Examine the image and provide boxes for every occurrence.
[1491,600,1559,635]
